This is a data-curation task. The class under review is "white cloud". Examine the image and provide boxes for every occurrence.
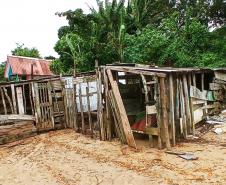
[0,0,97,62]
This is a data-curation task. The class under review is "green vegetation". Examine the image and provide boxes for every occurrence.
[2,0,226,77]
[0,63,5,82]
[11,43,41,58]
[52,0,226,74]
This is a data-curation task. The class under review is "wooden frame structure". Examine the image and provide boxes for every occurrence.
[0,64,223,149]
[100,64,216,149]
[0,72,100,144]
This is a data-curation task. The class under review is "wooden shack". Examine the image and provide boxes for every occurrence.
[0,64,224,149]
[100,64,217,149]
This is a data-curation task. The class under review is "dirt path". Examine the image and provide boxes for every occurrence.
[0,129,225,185]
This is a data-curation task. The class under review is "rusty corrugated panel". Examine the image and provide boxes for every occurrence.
[7,56,53,76]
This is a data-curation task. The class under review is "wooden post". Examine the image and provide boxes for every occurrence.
[159,77,171,149]
[47,82,55,128]
[29,83,34,115]
[79,83,85,134]
[169,73,176,146]
[155,77,162,149]
[179,79,187,138]
[73,83,78,131]
[61,78,68,128]
[16,87,25,115]
[11,84,17,114]
[141,74,149,105]
[0,87,7,114]
[86,83,93,135]
[104,67,112,140]
[22,85,27,114]
[182,74,192,134]
[192,73,196,87]
[188,74,195,135]
[96,65,105,140]
[201,73,204,91]
[3,87,14,114]
[31,82,39,125]
[39,84,44,123]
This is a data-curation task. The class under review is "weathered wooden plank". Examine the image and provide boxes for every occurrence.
[188,74,195,135]
[72,83,78,131]
[31,82,39,124]
[103,67,113,140]
[106,66,166,78]
[86,83,93,134]
[11,84,17,114]
[201,73,204,91]
[79,83,85,134]
[0,87,7,114]
[108,90,126,143]
[106,69,136,148]
[22,85,27,114]
[0,115,35,125]
[192,73,196,87]
[47,82,55,128]
[159,77,171,149]
[16,87,25,115]
[141,74,149,104]
[154,78,162,149]
[60,77,67,128]
[179,79,187,138]
[169,73,176,146]
[0,121,36,145]
[3,87,14,114]
[96,66,104,140]
[29,83,34,115]
[182,74,192,134]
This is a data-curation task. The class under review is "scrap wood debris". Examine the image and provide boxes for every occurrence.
[165,150,198,160]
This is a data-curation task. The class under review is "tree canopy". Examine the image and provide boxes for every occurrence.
[52,0,226,74]
[11,43,41,58]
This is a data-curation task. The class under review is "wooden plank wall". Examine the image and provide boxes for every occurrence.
[61,75,99,137]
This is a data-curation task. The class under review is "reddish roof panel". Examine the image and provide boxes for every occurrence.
[6,56,53,76]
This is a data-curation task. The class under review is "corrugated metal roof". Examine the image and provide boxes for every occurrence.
[4,56,53,78]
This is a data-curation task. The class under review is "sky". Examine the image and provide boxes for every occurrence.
[0,0,97,62]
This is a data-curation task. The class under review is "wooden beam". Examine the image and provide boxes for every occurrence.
[106,66,166,78]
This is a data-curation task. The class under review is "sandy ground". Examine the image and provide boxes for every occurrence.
[0,129,225,185]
